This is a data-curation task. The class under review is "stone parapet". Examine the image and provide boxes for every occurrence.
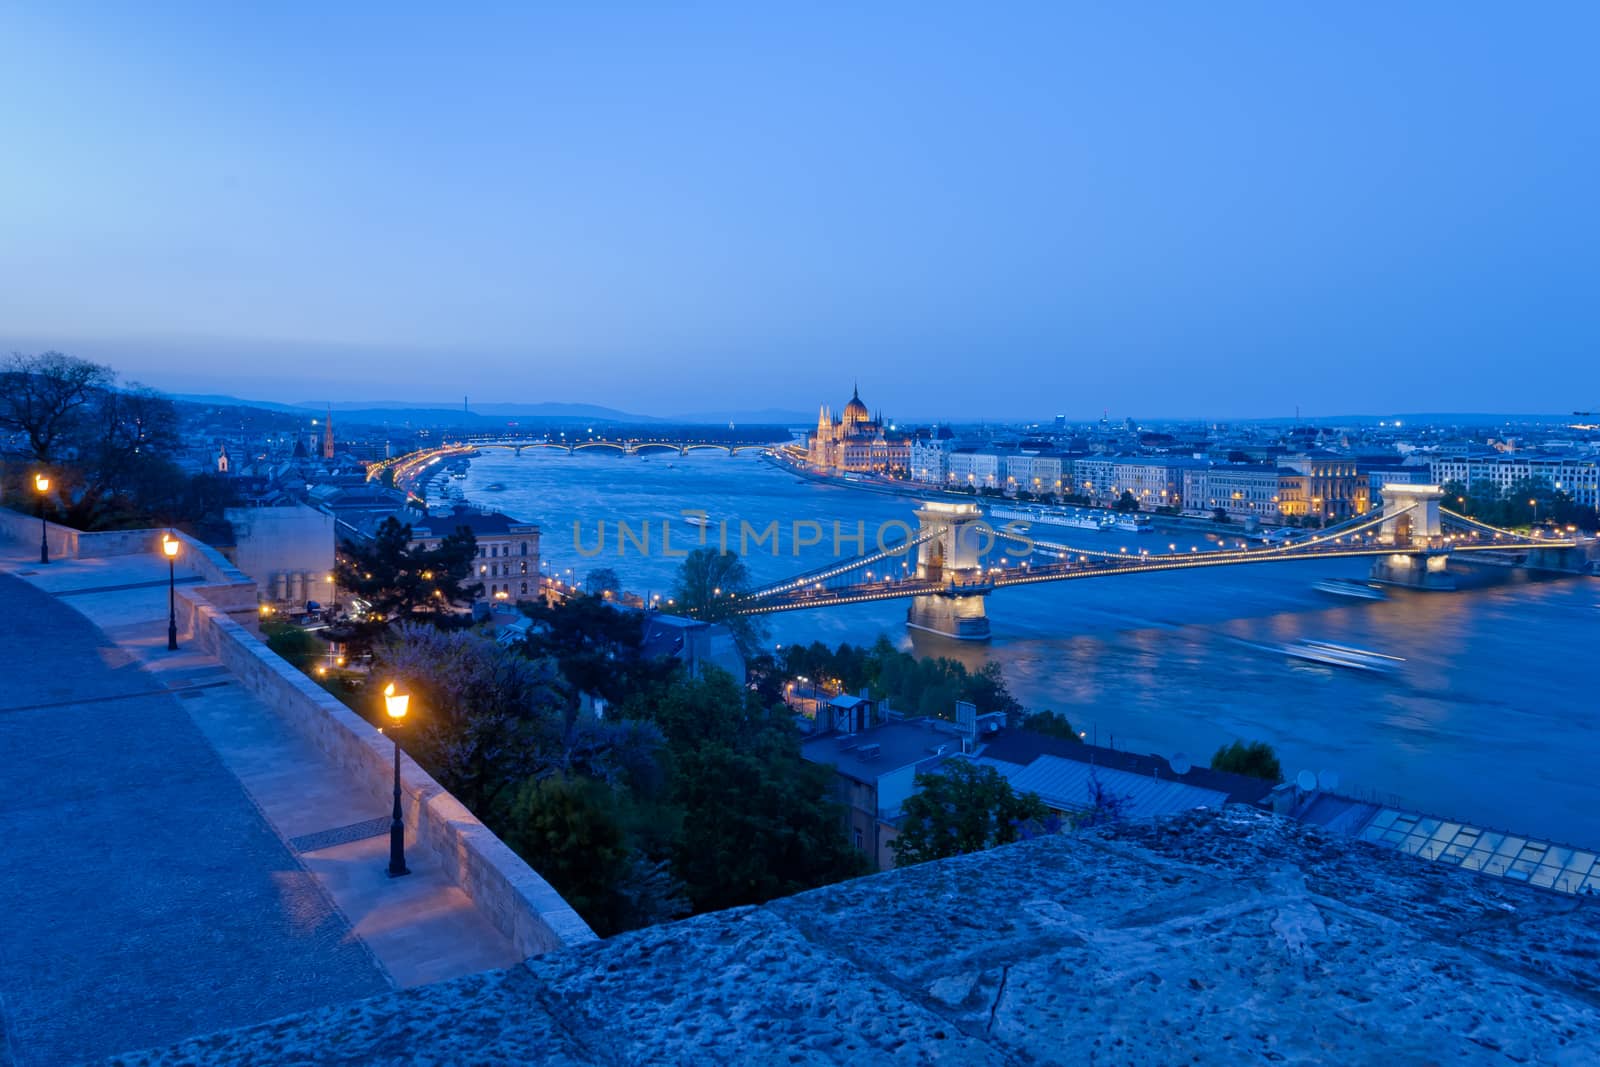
[113,807,1600,1064]
[177,587,595,957]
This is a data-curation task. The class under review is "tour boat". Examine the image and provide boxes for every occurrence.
[1280,639,1403,673]
[987,504,1111,532]
[1312,578,1388,601]
[683,514,712,528]
[1112,514,1154,533]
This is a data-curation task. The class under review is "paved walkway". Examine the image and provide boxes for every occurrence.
[0,551,520,1066]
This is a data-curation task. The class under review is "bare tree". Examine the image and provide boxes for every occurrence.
[0,352,114,461]
[81,383,180,493]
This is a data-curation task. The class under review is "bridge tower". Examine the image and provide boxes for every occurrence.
[1376,484,1444,545]
[906,502,993,641]
[1371,484,1453,590]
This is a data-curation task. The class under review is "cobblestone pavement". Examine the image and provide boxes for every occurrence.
[0,573,390,1067]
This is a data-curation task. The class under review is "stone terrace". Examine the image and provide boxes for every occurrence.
[0,525,570,1066]
[116,809,1600,1065]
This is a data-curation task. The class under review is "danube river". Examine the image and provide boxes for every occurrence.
[458,449,1599,848]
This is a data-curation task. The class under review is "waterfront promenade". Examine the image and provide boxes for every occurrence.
[0,545,526,1064]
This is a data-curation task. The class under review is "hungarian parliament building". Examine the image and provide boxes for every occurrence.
[806,384,911,473]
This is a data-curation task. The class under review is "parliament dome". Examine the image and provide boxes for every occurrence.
[842,385,870,425]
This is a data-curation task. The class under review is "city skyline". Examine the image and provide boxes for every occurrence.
[3,4,1597,416]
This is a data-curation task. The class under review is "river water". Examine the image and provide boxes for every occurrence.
[457,449,1599,848]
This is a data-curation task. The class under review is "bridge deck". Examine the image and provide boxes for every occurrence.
[737,536,1578,615]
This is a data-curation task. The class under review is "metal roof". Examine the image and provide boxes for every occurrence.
[978,755,1228,820]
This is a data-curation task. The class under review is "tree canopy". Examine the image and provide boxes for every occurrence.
[1211,740,1282,782]
[891,760,1049,867]
[780,635,1023,720]
[670,547,769,653]
[339,516,482,620]
[0,351,114,462]
[618,667,864,911]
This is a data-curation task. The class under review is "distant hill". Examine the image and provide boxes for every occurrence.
[173,393,311,414]
[300,400,663,422]
[666,407,815,425]
[180,393,814,426]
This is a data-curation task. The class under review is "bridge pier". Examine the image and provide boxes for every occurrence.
[1369,550,1456,590]
[906,502,992,641]
[907,594,992,641]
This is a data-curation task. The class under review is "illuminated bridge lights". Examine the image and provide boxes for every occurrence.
[736,514,1574,616]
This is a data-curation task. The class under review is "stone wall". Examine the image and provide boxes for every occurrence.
[1,505,594,957]
[177,587,596,957]
[0,504,165,560]
[0,507,262,632]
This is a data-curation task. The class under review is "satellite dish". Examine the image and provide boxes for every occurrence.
[1318,770,1341,793]
[1169,752,1192,775]
[1296,770,1318,792]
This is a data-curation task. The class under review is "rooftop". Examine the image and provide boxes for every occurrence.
[802,718,968,782]
[414,506,538,537]
[981,728,1279,807]
[978,753,1230,820]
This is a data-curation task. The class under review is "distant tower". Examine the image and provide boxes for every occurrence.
[322,405,335,460]
[216,441,230,474]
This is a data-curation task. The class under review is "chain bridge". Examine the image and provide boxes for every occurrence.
[728,486,1585,640]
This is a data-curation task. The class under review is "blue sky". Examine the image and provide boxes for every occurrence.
[1,3,1594,418]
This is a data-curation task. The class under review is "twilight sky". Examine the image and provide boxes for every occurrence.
[1,3,1595,419]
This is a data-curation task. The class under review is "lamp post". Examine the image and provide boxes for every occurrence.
[382,683,411,878]
[162,535,180,650]
[34,473,50,564]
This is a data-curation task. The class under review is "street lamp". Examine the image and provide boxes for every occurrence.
[162,535,180,651]
[33,473,50,564]
[382,683,411,878]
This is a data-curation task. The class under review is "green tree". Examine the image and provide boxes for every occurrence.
[501,773,688,936]
[891,760,1049,867]
[1210,740,1283,782]
[339,516,482,621]
[263,619,323,670]
[670,547,768,654]
[619,667,863,910]
[1116,490,1139,512]
[1021,709,1082,742]
[519,596,676,713]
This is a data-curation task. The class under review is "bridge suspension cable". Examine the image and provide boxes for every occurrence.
[1439,507,1536,541]
[744,525,945,600]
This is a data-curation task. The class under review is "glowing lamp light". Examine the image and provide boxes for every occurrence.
[34,473,50,493]
[383,683,409,721]
[162,536,180,559]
